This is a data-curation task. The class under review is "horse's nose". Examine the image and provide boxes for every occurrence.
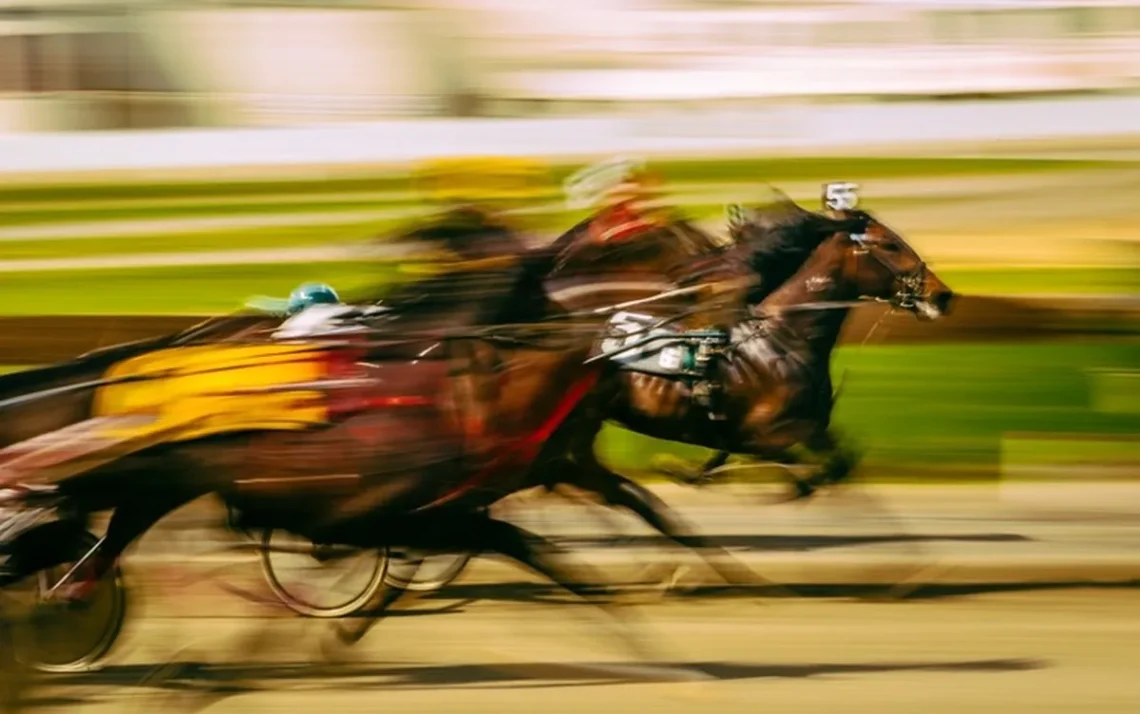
[931,290,955,316]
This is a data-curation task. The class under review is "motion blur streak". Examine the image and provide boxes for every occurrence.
[0,2,1137,713]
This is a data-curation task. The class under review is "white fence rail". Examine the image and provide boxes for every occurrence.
[1,95,1138,176]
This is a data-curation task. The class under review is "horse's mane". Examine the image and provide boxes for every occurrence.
[388,205,528,261]
[544,208,733,283]
[547,214,593,253]
[731,190,853,303]
[393,205,497,239]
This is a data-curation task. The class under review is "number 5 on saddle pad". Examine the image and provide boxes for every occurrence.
[598,311,706,378]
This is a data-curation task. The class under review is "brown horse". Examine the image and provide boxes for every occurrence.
[0,192,758,563]
[352,193,952,603]
[0,198,839,575]
[364,193,955,614]
[0,258,634,632]
[0,198,865,615]
[543,196,955,514]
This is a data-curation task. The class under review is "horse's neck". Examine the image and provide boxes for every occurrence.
[758,240,855,359]
[547,215,594,254]
[541,215,734,319]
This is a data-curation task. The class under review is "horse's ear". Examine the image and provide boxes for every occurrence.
[751,186,809,225]
[764,185,795,206]
[752,185,797,212]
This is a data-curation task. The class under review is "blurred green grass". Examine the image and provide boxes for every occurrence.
[0,262,409,315]
[0,223,397,260]
[2,155,1120,204]
[0,196,960,260]
[0,196,422,228]
[0,183,1084,233]
[0,264,1134,315]
[1002,436,1140,470]
[597,339,1140,480]
[929,267,1140,296]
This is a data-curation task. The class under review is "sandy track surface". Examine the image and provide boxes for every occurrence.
[19,590,1140,714]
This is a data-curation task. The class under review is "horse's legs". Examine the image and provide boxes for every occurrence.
[799,429,859,494]
[54,488,201,602]
[338,510,618,645]
[652,448,730,485]
[635,429,857,501]
[693,450,730,483]
[742,428,859,501]
[563,450,759,588]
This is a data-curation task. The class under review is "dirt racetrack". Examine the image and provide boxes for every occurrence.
[0,295,1137,365]
[13,590,1140,714]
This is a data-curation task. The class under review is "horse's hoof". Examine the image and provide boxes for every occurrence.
[319,628,358,664]
[333,621,366,647]
[779,480,817,503]
[633,563,691,604]
[630,562,687,591]
[661,564,690,592]
[760,486,811,506]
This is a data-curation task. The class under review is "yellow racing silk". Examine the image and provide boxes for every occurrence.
[93,343,334,442]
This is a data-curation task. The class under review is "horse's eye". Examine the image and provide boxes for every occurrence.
[881,242,901,253]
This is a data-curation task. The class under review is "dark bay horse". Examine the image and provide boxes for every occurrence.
[365,194,956,611]
[0,256,631,621]
[545,197,955,513]
[339,192,951,602]
[0,189,763,600]
[0,197,876,616]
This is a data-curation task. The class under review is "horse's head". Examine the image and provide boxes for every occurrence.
[834,209,955,321]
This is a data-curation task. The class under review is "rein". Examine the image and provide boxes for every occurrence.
[0,262,906,413]
[754,297,890,318]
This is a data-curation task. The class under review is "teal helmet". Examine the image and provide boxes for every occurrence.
[285,282,340,315]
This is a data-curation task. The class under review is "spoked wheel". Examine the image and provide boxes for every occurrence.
[9,529,128,674]
[383,549,474,593]
[258,529,389,618]
[0,597,31,708]
[381,507,484,593]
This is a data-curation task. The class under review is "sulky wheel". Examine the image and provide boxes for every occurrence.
[382,549,474,593]
[258,529,388,618]
[7,528,128,674]
[0,599,32,709]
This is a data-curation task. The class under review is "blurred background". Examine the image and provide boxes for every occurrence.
[0,6,1139,712]
[0,0,1138,128]
[0,0,1137,482]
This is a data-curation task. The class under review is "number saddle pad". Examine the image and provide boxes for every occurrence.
[596,311,728,379]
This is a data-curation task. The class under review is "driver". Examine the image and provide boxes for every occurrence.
[247,282,374,340]
[587,163,671,243]
[285,282,342,316]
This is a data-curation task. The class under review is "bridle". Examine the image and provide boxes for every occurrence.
[846,220,928,312]
[892,260,927,310]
